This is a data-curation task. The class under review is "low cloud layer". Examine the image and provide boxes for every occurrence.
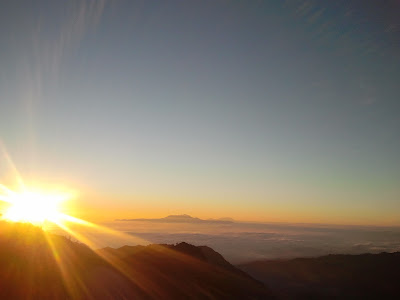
[52,219,400,264]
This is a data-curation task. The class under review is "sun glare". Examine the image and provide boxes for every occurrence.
[2,190,69,224]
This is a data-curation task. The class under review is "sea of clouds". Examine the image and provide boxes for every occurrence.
[56,220,400,264]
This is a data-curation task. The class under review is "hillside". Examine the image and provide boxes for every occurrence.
[0,221,272,299]
[239,252,400,299]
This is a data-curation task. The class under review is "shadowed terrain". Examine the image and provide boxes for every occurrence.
[239,252,400,299]
[0,221,272,299]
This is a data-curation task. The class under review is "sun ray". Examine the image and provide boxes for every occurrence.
[1,189,69,224]
[43,231,87,299]
[0,195,12,203]
[0,183,17,197]
[0,145,173,298]
[0,141,25,189]
[54,220,99,249]
[51,216,164,297]
[60,214,149,245]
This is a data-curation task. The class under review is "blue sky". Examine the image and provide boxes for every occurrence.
[0,1,399,224]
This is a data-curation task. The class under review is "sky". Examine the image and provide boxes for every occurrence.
[0,0,399,225]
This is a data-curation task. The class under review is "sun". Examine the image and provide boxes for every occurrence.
[2,190,69,224]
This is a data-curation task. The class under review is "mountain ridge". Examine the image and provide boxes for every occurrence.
[0,220,271,299]
[115,214,236,224]
[239,251,400,299]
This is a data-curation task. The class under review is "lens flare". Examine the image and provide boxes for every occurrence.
[2,190,70,224]
[0,145,154,298]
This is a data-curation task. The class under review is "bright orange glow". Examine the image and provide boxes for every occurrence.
[2,189,70,224]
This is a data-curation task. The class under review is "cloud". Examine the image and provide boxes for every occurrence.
[57,220,400,264]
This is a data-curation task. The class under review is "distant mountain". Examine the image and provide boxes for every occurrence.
[116,214,235,224]
[239,252,400,299]
[0,221,271,299]
[207,217,236,222]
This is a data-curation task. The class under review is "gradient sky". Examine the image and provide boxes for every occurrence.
[0,0,399,225]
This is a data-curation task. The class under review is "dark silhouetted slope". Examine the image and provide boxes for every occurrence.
[0,221,272,299]
[97,242,271,299]
[239,252,400,299]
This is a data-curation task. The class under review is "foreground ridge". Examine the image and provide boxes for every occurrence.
[239,252,400,299]
[0,221,272,299]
